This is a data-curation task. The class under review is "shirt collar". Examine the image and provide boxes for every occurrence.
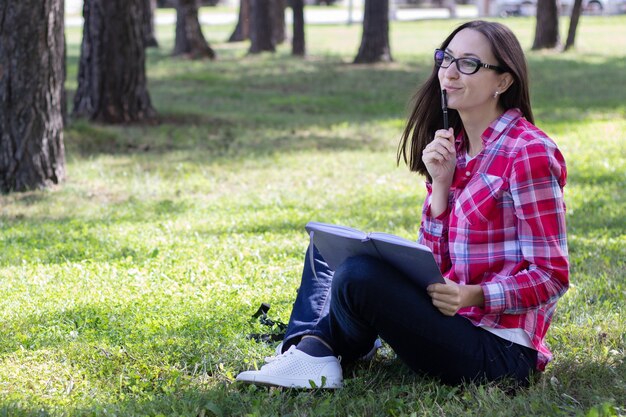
[455,108,523,149]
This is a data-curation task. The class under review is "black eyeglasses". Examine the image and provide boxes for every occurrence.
[434,49,505,75]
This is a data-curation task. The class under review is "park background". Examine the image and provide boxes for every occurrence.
[0,4,625,417]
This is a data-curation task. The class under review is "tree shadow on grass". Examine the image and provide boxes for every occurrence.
[61,51,626,168]
[527,54,626,119]
[64,113,236,156]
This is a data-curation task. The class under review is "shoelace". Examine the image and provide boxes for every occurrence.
[264,347,343,365]
[264,345,297,363]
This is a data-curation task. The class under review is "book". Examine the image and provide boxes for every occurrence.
[305,221,445,289]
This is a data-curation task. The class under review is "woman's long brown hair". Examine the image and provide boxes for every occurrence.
[397,20,534,180]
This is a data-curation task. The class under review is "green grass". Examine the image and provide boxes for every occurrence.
[1,14,625,417]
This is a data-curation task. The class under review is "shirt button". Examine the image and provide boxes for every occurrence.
[465,171,471,177]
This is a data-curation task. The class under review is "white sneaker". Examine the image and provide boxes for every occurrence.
[236,345,343,389]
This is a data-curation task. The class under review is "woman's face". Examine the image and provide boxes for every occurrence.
[438,29,508,116]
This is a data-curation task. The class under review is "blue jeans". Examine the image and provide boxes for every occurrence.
[283,245,538,385]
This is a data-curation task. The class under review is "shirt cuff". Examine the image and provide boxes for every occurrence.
[481,281,507,314]
[422,214,446,238]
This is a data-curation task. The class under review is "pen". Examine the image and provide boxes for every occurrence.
[441,89,449,130]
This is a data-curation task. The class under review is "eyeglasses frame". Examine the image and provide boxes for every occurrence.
[434,49,505,75]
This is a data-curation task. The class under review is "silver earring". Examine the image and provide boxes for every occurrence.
[493,91,500,98]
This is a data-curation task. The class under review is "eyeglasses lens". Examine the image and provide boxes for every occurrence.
[458,60,478,74]
[434,50,479,75]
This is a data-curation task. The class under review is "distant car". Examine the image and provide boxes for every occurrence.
[495,0,626,16]
[495,0,536,16]
[560,0,626,14]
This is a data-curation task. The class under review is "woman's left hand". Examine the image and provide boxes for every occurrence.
[427,279,485,316]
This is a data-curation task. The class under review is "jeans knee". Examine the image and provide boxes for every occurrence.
[331,255,380,298]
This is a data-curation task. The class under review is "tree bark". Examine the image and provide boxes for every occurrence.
[143,0,159,48]
[271,0,286,45]
[292,0,305,56]
[228,0,251,42]
[249,0,276,53]
[0,0,66,193]
[62,33,68,125]
[173,0,216,59]
[354,0,392,63]
[532,0,560,50]
[564,0,583,51]
[73,0,156,123]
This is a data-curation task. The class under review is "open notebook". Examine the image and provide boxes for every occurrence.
[306,221,444,289]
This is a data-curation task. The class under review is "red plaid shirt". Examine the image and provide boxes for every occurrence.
[419,108,569,371]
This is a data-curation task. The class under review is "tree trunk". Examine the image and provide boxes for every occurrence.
[173,0,216,59]
[271,0,286,45]
[354,0,392,63]
[249,0,276,53]
[292,0,305,56]
[0,0,66,193]
[444,0,457,17]
[228,0,251,42]
[73,0,156,123]
[532,0,560,50]
[62,33,68,125]
[434,0,457,17]
[143,0,159,48]
[564,0,583,51]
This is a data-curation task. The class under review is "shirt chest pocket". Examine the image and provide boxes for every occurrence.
[454,173,507,225]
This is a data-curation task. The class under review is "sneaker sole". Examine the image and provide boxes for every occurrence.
[237,373,343,389]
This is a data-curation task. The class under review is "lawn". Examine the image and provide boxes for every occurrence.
[0,14,624,417]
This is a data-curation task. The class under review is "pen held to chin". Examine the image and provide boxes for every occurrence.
[441,89,449,130]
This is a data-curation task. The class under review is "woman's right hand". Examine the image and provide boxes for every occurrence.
[422,128,456,186]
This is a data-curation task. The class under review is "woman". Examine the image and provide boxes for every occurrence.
[236,20,569,389]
